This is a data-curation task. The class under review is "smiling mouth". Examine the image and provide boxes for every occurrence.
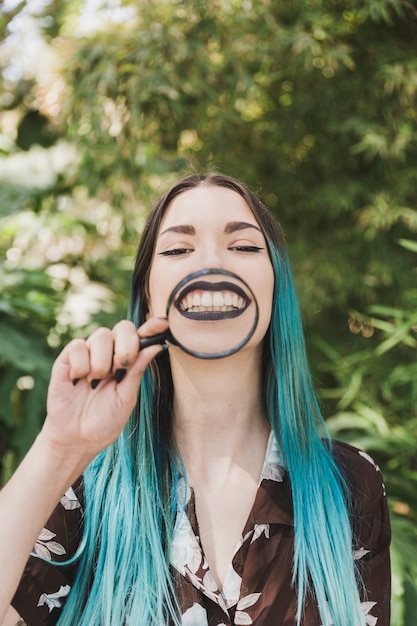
[175,280,251,320]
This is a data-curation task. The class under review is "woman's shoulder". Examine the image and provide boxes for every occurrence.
[331,439,387,512]
[331,439,382,471]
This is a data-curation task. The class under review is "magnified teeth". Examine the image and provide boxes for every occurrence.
[213,292,224,307]
[179,289,248,313]
[201,292,212,307]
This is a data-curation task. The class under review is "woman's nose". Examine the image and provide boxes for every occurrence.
[198,244,224,268]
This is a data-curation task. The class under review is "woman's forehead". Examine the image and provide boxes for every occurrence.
[159,185,257,232]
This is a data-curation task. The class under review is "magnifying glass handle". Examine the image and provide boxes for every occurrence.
[139,331,170,350]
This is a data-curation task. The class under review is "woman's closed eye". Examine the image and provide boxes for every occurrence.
[158,245,265,256]
[158,247,193,256]
[229,245,265,252]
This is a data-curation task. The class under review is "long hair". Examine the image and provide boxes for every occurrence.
[58,173,365,626]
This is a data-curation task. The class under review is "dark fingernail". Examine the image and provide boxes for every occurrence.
[72,378,81,386]
[114,368,127,383]
[91,379,101,389]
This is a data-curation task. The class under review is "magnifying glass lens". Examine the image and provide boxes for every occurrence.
[167,269,258,359]
[139,269,258,359]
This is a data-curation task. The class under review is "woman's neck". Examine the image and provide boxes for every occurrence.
[170,347,270,475]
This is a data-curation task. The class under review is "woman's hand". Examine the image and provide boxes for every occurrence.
[40,317,168,463]
[0,320,171,624]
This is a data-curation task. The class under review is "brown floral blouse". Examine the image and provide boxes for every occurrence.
[12,436,391,626]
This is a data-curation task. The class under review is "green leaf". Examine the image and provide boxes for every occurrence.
[398,239,417,254]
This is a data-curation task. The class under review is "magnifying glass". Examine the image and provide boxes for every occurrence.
[139,269,259,359]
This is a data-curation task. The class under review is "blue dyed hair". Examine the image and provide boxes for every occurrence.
[57,173,365,626]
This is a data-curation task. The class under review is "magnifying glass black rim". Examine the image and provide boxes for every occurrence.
[166,268,259,359]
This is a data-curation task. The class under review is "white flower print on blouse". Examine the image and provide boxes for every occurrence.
[222,562,242,609]
[171,510,205,577]
[358,450,380,470]
[34,528,66,560]
[361,601,378,626]
[202,569,219,593]
[320,600,378,626]
[170,509,224,608]
[250,523,270,545]
[181,602,209,626]
[37,584,71,612]
[354,547,371,560]
[235,593,262,625]
[60,486,81,511]
[358,450,386,495]
[260,433,286,483]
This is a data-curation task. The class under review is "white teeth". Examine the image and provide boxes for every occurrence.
[201,292,213,307]
[180,290,246,312]
[213,292,224,307]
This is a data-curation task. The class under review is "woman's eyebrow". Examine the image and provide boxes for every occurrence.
[159,224,196,236]
[159,221,261,237]
[224,221,262,234]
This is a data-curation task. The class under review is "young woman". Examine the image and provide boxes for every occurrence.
[0,173,390,626]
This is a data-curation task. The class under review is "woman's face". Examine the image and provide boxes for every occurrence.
[147,184,275,355]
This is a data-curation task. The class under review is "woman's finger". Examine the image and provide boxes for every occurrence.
[60,338,91,383]
[112,317,169,371]
[86,327,114,382]
[112,320,141,371]
[137,317,169,344]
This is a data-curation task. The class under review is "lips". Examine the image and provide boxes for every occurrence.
[175,280,251,320]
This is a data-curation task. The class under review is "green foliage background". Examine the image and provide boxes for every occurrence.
[1,1,416,623]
